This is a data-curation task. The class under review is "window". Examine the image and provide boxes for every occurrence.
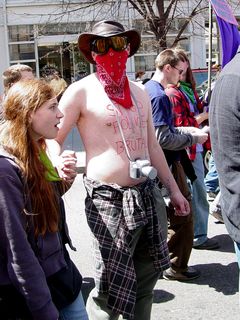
[38,22,87,36]
[138,37,159,54]
[134,55,156,73]
[9,43,35,61]
[8,25,34,42]
[168,18,190,34]
[205,21,220,65]
[166,38,190,52]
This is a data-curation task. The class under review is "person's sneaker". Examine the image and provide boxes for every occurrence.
[163,266,200,281]
[193,238,219,250]
[207,191,217,202]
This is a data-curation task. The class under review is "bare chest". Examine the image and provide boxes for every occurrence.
[80,95,149,156]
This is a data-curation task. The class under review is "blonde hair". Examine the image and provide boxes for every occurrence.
[1,79,61,236]
[49,78,67,99]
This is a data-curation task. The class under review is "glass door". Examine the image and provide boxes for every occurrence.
[70,43,90,82]
[38,42,90,84]
[38,43,65,79]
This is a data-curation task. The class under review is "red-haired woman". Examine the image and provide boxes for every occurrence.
[0,79,88,319]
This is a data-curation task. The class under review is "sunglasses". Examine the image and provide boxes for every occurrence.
[91,36,128,55]
[172,65,184,75]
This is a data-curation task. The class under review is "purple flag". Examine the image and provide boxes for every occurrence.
[216,16,240,67]
[210,0,240,67]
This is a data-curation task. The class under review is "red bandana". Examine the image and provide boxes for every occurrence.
[95,49,133,108]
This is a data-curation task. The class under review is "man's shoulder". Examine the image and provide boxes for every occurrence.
[144,79,158,89]
[129,79,144,90]
[64,73,99,97]
[145,80,166,99]
[211,54,240,98]
[129,79,150,100]
[145,79,164,92]
[72,73,97,87]
[220,53,240,79]
[165,84,179,94]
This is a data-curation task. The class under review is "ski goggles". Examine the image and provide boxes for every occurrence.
[91,36,128,55]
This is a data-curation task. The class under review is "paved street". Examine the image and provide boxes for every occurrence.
[63,174,239,320]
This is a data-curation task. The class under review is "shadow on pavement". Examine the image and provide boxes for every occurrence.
[188,262,238,295]
[209,234,235,253]
[153,289,175,303]
[82,277,176,305]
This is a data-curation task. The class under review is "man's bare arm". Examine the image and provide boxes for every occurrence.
[57,83,82,146]
[47,82,82,160]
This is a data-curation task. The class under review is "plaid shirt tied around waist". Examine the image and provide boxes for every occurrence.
[83,176,170,319]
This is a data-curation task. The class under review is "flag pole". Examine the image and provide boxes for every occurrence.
[207,1,213,101]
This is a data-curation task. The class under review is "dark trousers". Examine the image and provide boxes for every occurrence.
[167,161,194,272]
[86,226,161,320]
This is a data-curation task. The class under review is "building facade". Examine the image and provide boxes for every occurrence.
[0,0,239,152]
[0,0,225,91]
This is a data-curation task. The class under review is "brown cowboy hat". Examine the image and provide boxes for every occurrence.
[78,20,141,64]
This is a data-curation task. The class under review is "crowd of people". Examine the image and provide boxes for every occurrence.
[0,19,238,320]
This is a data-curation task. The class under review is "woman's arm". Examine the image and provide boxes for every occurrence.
[0,163,58,320]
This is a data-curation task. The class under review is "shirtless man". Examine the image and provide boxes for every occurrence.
[49,20,190,320]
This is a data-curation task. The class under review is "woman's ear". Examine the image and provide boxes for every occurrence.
[28,111,33,124]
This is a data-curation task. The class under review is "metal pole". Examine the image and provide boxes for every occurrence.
[34,25,40,78]
[207,2,213,102]
[3,0,10,66]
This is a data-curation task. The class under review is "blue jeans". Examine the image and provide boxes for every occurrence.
[191,152,209,246]
[59,291,89,320]
[234,242,240,305]
[234,242,240,269]
[204,154,219,193]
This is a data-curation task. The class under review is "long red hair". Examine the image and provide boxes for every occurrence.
[1,79,61,236]
[175,48,197,90]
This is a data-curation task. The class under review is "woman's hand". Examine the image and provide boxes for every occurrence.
[57,150,77,184]
[195,111,209,124]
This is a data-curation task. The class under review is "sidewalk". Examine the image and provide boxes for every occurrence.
[64,175,239,320]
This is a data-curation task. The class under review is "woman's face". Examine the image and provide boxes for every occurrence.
[165,60,185,86]
[179,61,189,82]
[30,97,63,140]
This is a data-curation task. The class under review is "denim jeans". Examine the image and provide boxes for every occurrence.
[204,154,219,193]
[191,152,209,246]
[234,242,240,305]
[59,291,89,320]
